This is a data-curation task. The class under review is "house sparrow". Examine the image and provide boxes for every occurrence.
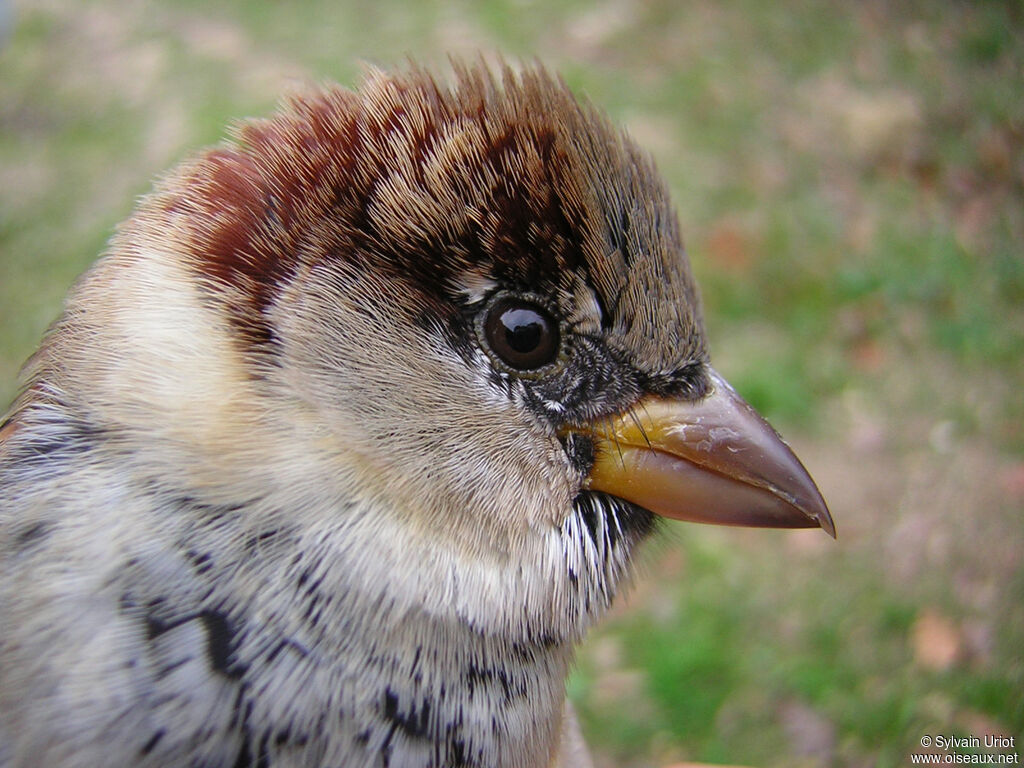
[0,62,833,768]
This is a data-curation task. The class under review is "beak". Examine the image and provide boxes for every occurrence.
[580,368,835,536]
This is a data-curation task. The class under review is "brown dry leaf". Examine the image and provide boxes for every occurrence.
[850,338,887,374]
[706,223,754,275]
[912,609,961,670]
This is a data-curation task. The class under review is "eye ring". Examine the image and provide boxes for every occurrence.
[479,294,561,372]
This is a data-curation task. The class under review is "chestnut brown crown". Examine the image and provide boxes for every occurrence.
[142,62,707,392]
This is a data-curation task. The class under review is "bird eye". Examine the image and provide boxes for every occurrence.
[483,297,560,371]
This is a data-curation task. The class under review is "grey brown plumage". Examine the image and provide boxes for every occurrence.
[0,62,831,767]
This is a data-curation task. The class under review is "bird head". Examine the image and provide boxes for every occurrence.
[16,62,832,648]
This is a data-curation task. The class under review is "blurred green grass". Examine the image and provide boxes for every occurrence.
[1,1,1022,766]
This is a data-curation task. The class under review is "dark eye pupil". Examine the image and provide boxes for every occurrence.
[483,298,559,371]
[501,308,544,354]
